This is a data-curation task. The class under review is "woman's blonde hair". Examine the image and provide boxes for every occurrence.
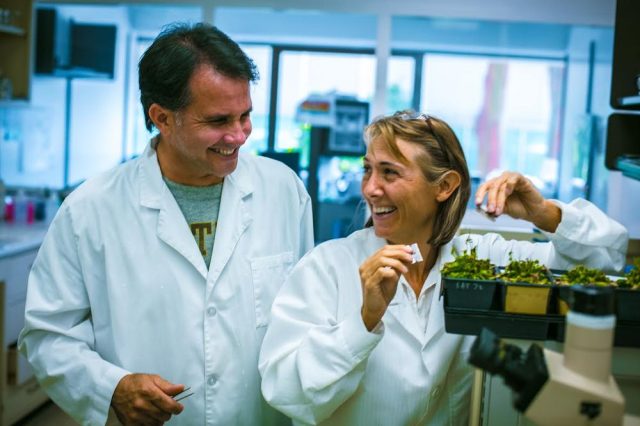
[363,110,471,248]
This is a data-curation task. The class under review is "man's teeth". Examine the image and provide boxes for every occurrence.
[373,207,395,214]
[212,148,235,156]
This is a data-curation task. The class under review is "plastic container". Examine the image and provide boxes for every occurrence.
[44,189,60,223]
[502,282,553,315]
[444,307,553,340]
[443,276,500,310]
[13,189,27,223]
[498,266,554,315]
[3,195,14,222]
[555,284,571,315]
[615,288,640,321]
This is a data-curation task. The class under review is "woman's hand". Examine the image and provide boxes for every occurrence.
[359,245,414,331]
[475,171,561,232]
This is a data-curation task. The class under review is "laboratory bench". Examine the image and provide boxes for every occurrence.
[0,221,49,425]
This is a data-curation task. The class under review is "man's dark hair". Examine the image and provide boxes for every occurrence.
[139,22,259,131]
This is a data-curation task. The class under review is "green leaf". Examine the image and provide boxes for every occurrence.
[441,242,496,280]
[499,258,551,285]
[556,265,613,287]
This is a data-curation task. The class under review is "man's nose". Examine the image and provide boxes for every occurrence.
[224,119,250,144]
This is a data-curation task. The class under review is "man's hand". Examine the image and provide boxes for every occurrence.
[475,171,561,232]
[111,373,185,425]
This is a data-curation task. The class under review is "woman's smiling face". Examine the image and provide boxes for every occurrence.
[361,137,441,245]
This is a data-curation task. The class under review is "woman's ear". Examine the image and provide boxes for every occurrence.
[148,103,174,134]
[436,171,462,202]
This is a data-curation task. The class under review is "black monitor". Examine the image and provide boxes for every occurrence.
[69,22,117,78]
[259,151,300,174]
[35,8,117,79]
[610,0,640,110]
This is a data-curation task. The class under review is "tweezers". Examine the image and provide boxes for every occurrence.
[174,386,194,402]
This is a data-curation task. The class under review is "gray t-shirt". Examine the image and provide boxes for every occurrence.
[164,178,223,268]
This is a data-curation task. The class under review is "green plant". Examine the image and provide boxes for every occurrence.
[441,240,496,280]
[556,265,613,287]
[499,254,551,285]
[617,258,640,289]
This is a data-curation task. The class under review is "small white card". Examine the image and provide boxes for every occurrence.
[409,243,423,264]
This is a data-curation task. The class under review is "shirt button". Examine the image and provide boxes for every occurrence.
[207,307,217,317]
[207,374,217,386]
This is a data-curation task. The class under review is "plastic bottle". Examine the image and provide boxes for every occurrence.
[4,195,14,222]
[44,189,60,224]
[26,198,35,224]
[0,179,5,220]
[13,189,27,223]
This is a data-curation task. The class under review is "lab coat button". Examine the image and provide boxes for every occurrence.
[431,385,441,398]
[207,307,217,317]
[207,374,217,386]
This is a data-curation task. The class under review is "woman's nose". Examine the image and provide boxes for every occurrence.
[362,174,383,197]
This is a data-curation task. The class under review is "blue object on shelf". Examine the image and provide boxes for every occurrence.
[616,155,640,180]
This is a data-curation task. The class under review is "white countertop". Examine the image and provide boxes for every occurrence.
[461,208,535,232]
[0,222,49,258]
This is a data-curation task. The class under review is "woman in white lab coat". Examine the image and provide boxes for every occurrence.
[259,111,628,426]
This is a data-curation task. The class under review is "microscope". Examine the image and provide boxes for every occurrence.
[468,285,640,425]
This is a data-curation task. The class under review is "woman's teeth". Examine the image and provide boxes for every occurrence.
[373,206,395,214]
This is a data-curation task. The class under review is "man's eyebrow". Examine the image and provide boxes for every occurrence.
[203,107,253,121]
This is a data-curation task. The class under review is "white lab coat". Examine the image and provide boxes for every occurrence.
[259,199,627,426]
[19,141,314,425]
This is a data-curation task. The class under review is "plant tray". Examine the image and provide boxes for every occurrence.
[443,276,500,311]
[443,306,640,348]
[503,283,552,315]
[616,288,640,321]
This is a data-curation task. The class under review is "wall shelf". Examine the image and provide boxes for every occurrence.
[606,113,640,182]
[618,95,640,109]
[0,0,34,100]
[0,23,25,36]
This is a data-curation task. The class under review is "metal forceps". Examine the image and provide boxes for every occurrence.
[174,386,194,402]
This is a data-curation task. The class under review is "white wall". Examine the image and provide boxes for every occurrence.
[46,0,616,27]
[55,5,130,185]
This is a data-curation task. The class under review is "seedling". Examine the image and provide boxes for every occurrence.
[556,265,613,287]
[617,258,640,289]
[499,253,551,285]
[441,237,496,280]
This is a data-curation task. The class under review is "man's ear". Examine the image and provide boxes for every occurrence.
[436,170,462,202]
[148,103,174,134]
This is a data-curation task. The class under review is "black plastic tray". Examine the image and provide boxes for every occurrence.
[444,306,640,348]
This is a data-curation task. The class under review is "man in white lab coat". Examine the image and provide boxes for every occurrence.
[19,23,313,425]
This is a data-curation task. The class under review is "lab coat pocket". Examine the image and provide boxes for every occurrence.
[251,251,294,327]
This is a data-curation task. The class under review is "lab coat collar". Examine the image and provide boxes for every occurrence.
[207,155,253,286]
[421,240,463,378]
[424,242,454,344]
[136,139,254,280]
[137,139,208,277]
[138,138,164,210]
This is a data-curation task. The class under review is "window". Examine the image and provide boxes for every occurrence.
[386,55,415,114]
[239,44,271,154]
[275,50,415,152]
[275,50,376,152]
[421,54,565,197]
